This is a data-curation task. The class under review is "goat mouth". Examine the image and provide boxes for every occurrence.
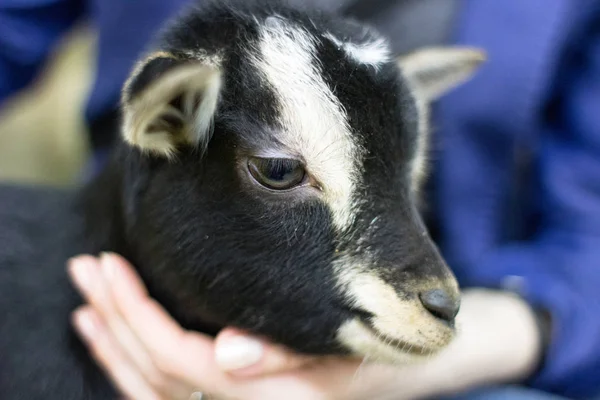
[358,318,437,357]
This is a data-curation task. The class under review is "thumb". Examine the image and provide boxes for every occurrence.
[215,328,314,377]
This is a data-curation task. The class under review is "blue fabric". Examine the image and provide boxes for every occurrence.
[0,0,189,111]
[0,0,84,107]
[83,0,190,121]
[441,386,569,400]
[435,0,600,397]
[1,0,600,398]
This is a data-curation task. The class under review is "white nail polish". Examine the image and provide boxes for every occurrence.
[74,263,92,290]
[100,253,116,281]
[215,337,264,371]
[76,310,97,339]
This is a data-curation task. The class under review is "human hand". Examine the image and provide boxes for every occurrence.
[67,253,542,400]
[67,253,369,400]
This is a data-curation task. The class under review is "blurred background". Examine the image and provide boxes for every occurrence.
[0,0,453,187]
[0,22,94,186]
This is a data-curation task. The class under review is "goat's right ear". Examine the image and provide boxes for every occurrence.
[121,52,222,158]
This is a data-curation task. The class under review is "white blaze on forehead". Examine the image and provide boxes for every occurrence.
[324,33,391,70]
[251,16,361,230]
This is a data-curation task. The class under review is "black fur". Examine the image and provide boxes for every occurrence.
[0,1,454,398]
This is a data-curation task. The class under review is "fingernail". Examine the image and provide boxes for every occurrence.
[215,336,264,371]
[74,309,99,340]
[100,252,117,281]
[68,257,94,291]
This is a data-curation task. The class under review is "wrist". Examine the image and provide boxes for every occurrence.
[421,288,543,395]
[458,289,543,384]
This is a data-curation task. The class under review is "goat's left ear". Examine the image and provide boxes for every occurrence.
[397,47,486,102]
[121,52,222,158]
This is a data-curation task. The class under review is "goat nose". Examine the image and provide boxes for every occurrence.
[419,289,460,322]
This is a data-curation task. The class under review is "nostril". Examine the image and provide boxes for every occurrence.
[419,289,460,322]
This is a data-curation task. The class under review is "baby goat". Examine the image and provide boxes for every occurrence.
[0,1,484,398]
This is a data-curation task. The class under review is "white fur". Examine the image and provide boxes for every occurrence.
[324,33,391,70]
[334,214,456,361]
[181,49,223,68]
[122,61,222,158]
[250,16,361,230]
[335,263,455,362]
[250,19,461,360]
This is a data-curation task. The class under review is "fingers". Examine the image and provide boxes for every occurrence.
[97,253,225,388]
[72,306,164,400]
[68,254,211,398]
[69,253,309,381]
[68,255,161,382]
[67,253,365,400]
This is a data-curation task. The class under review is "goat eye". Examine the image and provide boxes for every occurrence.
[247,157,306,190]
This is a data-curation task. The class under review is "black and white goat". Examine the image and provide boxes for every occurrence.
[0,1,484,398]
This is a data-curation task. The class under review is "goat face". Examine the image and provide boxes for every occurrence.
[117,1,485,364]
